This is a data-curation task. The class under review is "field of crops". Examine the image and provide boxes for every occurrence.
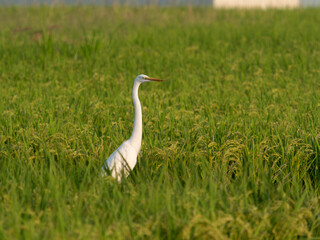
[1,6,320,239]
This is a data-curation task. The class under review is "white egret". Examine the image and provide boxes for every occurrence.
[101,74,164,181]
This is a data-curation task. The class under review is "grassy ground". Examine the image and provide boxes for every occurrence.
[1,6,320,239]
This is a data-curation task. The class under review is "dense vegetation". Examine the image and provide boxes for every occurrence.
[1,6,320,239]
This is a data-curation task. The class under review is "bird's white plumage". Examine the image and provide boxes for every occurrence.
[101,74,164,182]
[101,140,138,181]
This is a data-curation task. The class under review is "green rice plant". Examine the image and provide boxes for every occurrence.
[0,6,320,239]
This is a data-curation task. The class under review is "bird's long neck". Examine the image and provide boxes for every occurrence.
[129,81,142,153]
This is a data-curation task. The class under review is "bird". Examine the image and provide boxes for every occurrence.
[101,74,165,181]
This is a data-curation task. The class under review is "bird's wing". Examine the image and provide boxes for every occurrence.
[102,141,137,180]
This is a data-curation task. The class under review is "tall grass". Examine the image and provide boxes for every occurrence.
[0,6,320,239]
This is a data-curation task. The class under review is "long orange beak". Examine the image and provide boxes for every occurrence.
[146,77,165,82]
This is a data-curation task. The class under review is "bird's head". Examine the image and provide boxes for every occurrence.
[135,74,165,83]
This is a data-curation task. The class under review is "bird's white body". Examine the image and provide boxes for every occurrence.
[101,74,164,181]
[102,140,138,181]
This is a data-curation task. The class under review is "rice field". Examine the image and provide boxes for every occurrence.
[0,6,320,239]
